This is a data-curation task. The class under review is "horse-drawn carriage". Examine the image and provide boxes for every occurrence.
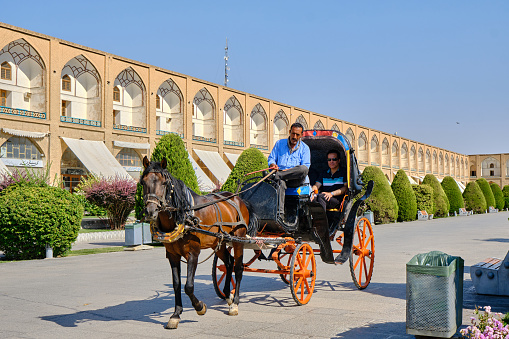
[212,130,375,305]
[141,129,374,329]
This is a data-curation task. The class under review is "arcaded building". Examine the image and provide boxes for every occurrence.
[0,22,472,192]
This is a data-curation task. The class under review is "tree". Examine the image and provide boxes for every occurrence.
[151,133,200,193]
[490,183,505,211]
[412,184,434,215]
[422,174,449,217]
[221,148,268,193]
[358,166,398,224]
[391,169,417,221]
[476,178,495,209]
[463,181,487,214]
[503,185,509,209]
[441,176,465,215]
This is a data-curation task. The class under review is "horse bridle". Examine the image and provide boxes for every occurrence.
[143,177,178,212]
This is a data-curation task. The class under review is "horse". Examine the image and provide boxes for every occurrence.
[140,156,256,329]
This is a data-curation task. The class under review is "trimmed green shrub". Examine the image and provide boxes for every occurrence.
[422,174,449,217]
[151,133,200,193]
[222,148,268,193]
[412,184,434,215]
[490,183,505,211]
[391,169,417,221]
[476,178,495,210]
[358,166,398,224]
[441,176,464,215]
[463,181,487,214]
[0,186,83,260]
[503,185,509,209]
[134,182,144,221]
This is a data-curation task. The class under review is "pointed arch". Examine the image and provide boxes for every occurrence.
[313,120,324,130]
[425,149,431,172]
[331,123,340,132]
[439,152,444,174]
[223,95,243,146]
[391,141,399,168]
[250,103,268,148]
[345,128,355,149]
[410,145,416,170]
[481,157,499,177]
[192,87,216,142]
[295,114,308,129]
[358,132,368,163]
[381,138,390,166]
[370,135,379,165]
[273,109,289,145]
[401,143,408,169]
[432,150,438,173]
[156,78,184,136]
[445,154,450,175]
[1,61,11,80]
[418,147,424,172]
[113,67,146,131]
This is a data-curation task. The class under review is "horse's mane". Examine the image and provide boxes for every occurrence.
[141,161,192,224]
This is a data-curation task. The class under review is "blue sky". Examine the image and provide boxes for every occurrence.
[3,1,508,154]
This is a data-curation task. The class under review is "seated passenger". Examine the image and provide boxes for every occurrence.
[310,149,347,211]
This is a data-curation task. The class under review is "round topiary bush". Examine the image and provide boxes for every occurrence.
[441,176,465,215]
[412,184,434,215]
[0,185,83,260]
[490,183,505,211]
[221,148,268,193]
[503,185,509,209]
[476,178,495,210]
[358,166,398,224]
[422,174,449,217]
[463,181,487,214]
[391,169,417,221]
[151,133,200,193]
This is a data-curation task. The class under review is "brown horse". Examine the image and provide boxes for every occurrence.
[140,156,256,329]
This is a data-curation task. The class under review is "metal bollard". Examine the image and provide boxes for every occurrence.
[45,244,53,259]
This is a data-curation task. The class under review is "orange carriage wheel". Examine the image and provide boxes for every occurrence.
[289,243,316,305]
[212,249,236,299]
[349,217,375,290]
[277,249,292,284]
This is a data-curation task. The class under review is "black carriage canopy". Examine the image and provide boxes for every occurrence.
[301,130,363,194]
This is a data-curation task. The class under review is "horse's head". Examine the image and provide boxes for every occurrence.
[140,156,168,221]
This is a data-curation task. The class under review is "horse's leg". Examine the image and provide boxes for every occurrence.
[184,250,207,316]
[166,252,183,330]
[228,243,244,316]
[216,245,234,304]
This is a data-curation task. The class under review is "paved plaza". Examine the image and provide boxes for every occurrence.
[1,212,508,338]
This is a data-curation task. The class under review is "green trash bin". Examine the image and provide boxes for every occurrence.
[406,251,464,338]
[125,223,143,246]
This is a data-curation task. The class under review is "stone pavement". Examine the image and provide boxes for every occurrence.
[1,212,508,338]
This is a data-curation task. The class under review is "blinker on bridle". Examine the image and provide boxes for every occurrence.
[143,174,178,212]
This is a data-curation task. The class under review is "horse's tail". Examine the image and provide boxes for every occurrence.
[243,200,259,237]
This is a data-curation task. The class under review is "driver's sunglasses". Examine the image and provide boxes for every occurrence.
[327,158,338,162]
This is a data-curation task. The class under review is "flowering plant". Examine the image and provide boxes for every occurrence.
[460,306,509,338]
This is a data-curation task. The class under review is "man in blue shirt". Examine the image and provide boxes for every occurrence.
[268,122,311,222]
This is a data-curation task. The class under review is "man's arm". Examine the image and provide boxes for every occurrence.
[301,144,311,168]
[267,140,279,169]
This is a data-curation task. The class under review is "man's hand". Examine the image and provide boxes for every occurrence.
[269,163,279,170]
[322,192,333,201]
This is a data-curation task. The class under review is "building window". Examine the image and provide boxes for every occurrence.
[116,148,142,167]
[0,136,42,160]
[0,90,6,106]
[61,100,68,116]
[113,87,120,102]
[113,110,120,124]
[1,62,11,80]
[471,170,476,177]
[490,170,494,177]
[156,95,161,109]
[62,75,71,92]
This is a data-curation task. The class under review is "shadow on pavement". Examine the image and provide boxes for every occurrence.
[332,321,409,339]
[477,238,509,243]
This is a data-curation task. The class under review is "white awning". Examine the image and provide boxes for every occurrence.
[187,152,215,191]
[2,128,47,139]
[193,149,231,184]
[113,140,150,150]
[456,180,466,193]
[0,159,11,174]
[411,175,423,184]
[224,152,240,166]
[61,137,130,179]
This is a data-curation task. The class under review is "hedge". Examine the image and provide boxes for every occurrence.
[412,184,434,215]
[463,181,487,214]
[222,148,268,193]
[503,185,509,209]
[358,166,398,224]
[441,176,465,215]
[422,174,450,217]
[490,183,505,211]
[476,178,495,209]
[0,186,83,260]
[391,169,417,221]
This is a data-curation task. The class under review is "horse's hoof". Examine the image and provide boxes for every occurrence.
[196,302,207,316]
[165,318,179,329]
[226,292,234,306]
[228,303,238,316]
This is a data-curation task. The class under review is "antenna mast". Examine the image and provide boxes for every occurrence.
[224,38,229,87]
